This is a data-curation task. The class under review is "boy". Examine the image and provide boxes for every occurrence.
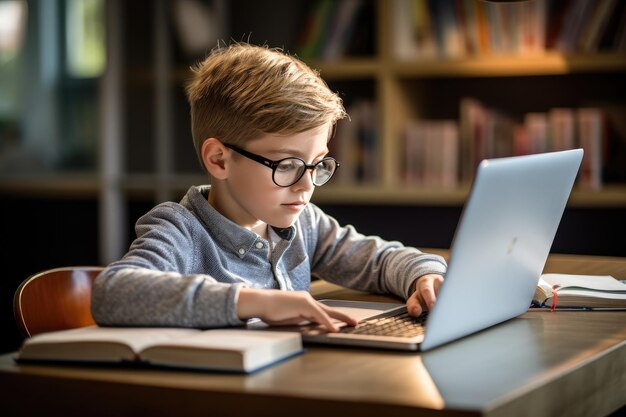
[91,43,446,332]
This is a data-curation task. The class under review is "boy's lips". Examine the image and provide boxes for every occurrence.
[283,201,307,208]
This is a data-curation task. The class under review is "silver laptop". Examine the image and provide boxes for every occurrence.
[251,149,584,351]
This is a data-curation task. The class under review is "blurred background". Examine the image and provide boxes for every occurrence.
[1,0,625,353]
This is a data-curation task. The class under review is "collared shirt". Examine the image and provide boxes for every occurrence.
[91,185,447,328]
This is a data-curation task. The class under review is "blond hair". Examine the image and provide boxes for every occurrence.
[185,43,347,169]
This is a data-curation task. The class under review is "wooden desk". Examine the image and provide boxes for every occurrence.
[1,253,625,417]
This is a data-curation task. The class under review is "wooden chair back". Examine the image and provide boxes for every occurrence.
[13,266,104,338]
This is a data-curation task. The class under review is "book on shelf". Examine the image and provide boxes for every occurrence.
[355,100,378,183]
[297,0,335,60]
[548,108,576,152]
[459,97,516,183]
[405,98,620,189]
[430,0,465,58]
[16,326,303,374]
[524,112,549,154]
[577,107,606,190]
[545,0,573,50]
[402,119,459,188]
[459,97,487,182]
[519,0,547,55]
[392,0,625,59]
[297,0,368,60]
[392,0,436,59]
[322,0,364,60]
[577,0,619,52]
[331,99,378,185]
[455,97,616,187]
[555,0,595,53]
[532,273,626,310]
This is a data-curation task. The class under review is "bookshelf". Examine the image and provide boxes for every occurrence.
[306,0,626,202]
[2,0,626,263]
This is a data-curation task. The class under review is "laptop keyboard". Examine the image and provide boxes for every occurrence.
[341,311,428,338]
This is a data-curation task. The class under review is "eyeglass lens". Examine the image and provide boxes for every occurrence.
[274,158,337,187]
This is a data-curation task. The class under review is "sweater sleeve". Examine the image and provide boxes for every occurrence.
[304,204,447,300]
[91,203,245,328]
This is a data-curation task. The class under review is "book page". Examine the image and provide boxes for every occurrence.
[540,274,626,292]
[545,288,626,309]
[556,289,626,300]
[19,327,302,372]
[139,329,303,372]
[536,277,553,298]
[40,326,201,352]
[19,326,201,362]
[148,329,296,351]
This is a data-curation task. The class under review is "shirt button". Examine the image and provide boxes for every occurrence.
[238,248,245,255]
[255,242,263,249]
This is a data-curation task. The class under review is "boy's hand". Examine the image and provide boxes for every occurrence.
[237,288,358,332]
[406,274,444,317]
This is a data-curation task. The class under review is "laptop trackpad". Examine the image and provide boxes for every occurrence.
[318,299,406,324]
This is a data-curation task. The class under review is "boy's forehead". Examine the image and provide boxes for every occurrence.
[255,124,332,142]
[248,125,332,155]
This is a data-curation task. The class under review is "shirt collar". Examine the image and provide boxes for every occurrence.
[182,185,295,257]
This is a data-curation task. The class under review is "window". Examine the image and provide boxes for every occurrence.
[0,0,105,174]
[65,0,105,78]
[0,0,26,136]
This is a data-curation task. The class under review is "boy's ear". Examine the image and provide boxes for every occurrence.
[201,138,229,180]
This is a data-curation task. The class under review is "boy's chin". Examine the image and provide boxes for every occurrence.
[270,221,297,229]
[269,215,300,229]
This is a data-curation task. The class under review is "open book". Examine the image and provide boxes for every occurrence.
[533,274,626,309]
[16,326,303,373]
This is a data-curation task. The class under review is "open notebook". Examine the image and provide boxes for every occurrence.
[250,149,584,351]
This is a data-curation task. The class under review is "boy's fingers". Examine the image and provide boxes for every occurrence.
[433,275,444,296]
[421,286,437,311]
[313,310,340,332]
[407,294,424,316]
[416,274,444,311]
[321,304,358,326]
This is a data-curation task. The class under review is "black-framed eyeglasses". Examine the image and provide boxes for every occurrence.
[224,144,340,187]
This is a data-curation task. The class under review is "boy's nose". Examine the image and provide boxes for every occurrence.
[291,168,315,191]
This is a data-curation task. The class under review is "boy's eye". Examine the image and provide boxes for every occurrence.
[276,159,301,172]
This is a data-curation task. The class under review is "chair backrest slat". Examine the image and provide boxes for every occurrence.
[13,266,104,337]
